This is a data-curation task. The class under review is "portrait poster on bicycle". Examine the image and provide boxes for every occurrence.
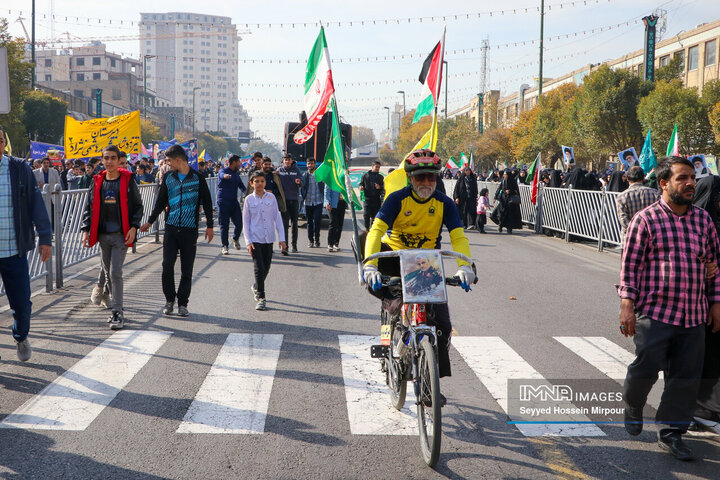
[399,250,448,304]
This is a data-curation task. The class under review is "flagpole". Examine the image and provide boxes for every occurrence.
[332,98,363,282]
[430,27,446,148]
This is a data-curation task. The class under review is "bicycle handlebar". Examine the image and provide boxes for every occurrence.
[363,249,474,266]
[381,275,464,288]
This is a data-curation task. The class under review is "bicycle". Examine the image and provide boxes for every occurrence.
[362,249,475,467]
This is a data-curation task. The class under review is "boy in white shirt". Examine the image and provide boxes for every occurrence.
[243,171,286,311]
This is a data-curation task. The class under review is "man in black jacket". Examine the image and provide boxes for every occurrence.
[359,160,385,230]
[0,128,52,362]
[81,145,143,330]
[277,153,303,253]
[140,145,214,317]
[453,166,479,229]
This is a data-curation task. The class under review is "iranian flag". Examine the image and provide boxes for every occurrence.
[459,152,470,170]
[412,29,446,124]
[666,124,679,156]
[527,152,542,204]
[294,28,335,145]
[446,156,460,169]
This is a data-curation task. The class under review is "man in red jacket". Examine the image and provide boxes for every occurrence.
[81,145,143,329]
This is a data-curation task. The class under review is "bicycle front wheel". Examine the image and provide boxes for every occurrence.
[416,336,441,468]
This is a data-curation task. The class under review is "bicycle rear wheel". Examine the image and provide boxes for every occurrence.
[416,336,441,467]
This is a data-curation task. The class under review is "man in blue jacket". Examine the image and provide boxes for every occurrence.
[0,128,52,362]
[300,158,324,248]
[217,155,246,255]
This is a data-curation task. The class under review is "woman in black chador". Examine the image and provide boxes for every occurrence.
[490,169,523,234]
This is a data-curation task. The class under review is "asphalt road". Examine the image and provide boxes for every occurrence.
[1,218,719,480]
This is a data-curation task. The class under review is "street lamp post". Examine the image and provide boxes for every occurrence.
[383,106,390,130]
[143,55,155,118]
[192,87,201,137]
[217,102,224,132]
[397,90,406,117]
[443,60,448,119]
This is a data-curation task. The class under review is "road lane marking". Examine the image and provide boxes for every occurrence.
[177,333,283,434]
[338,335,418,435]
[530,437,591,480]
[0,330,171,430]
[452,337,605,437]
[554,336,663,408]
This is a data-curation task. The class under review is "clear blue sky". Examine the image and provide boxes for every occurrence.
[6,0,720,144]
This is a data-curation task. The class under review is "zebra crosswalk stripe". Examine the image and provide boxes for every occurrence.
[0,330,172,431]
[338,335,418,435]
[177,333,283,434]
[452,336,606,437]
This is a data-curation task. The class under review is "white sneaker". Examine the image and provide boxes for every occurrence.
[251,285,260,302]
[327,245,334,252]
[222,246,229,255]
[333,245,341,252]
[16,338,32,362]
[255,299,266,311]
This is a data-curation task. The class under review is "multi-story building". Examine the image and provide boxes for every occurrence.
[452,18,720,130]
[35,42,142,86]
[139,11,251,138]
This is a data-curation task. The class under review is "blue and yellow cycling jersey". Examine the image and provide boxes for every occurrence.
[365,186,471,267]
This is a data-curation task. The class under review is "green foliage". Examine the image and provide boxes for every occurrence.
[0,19,32,154]
[351,126,376,148]
[655,56,684,83]
[709,102,720,145]
[140,118,162,146]
[574,65,650,159]
[637,79,716,155]
[22,90,67,143]
[475,127,512,170]
[700,80,720,108]
[435,116,481,163]
[395,111,432,156]
[378,144,400,166]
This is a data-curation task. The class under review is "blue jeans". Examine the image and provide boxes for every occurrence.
[218,200,242,247]
[0,254,32,341]
[305,204,323,243]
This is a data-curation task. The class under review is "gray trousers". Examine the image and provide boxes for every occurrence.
[98,233,128,312]
[624,315,705,437]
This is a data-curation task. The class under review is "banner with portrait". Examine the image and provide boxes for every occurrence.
[151,139,199,170]
[560,145,575,169]
[64,111,141,159]
[689,154,709,179]
[618,147,640,170]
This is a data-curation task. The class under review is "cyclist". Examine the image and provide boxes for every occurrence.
[362,149,474,390]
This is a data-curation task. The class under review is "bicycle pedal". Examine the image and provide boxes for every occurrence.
[370,345,388,358]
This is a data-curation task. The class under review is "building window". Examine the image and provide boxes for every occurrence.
[659,55,669,67]
[112,89,122,100]
[76,57,85,66]
[44,58,52,67]
[93,73,101,80]
[77,73,85,81]
[674,50,685,71]
[44,74,52,81]
[93,57,101,66]
[111,59,116,67]
[688,45,699,70]
[706,39,717,66]
[74,89,84,98]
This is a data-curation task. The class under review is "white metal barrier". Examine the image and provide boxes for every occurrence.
[1,175,219,295]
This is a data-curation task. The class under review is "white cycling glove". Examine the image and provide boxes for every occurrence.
[363,264,383,291]
[456,265,475,292]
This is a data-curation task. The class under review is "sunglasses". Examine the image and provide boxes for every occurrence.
[412,173,437,182]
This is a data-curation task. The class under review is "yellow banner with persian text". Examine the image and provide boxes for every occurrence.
[64,111,141,159]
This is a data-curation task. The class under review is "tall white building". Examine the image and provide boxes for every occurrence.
[139,12,251,139]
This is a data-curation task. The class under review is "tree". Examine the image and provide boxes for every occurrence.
[140,118,161,146]
[435,116,481,164]
[710,102,720,145]
[378,145,401,166]
[475,127,512,170]
[655,55,684,83]
[574,65,649,159]
[637,79,716,155]
[0,19,32,154]
[395,111,432,156]
[351,126,376,148]
[22,90,67,144]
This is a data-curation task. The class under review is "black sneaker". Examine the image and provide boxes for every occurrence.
[163,301,174,315]
[177,305,189,317]
[658,433,696,461]
[281,249,289,256]
[624,404,643,436]
[109,311,125,330]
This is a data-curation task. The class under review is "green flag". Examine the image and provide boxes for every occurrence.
[639,129,657,172]
[314,98,361,209]
[666,124,679,157]
[525,152,541,185]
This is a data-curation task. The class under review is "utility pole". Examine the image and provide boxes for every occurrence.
[443,60,448,119]
[479,39,489,134]
[397,90,406,117]
[383,106,390,130]
[143,55,155,118]
[192,87,200,137]
[31,0,35,88]
[217,102,224,132]
[538,0,545,99]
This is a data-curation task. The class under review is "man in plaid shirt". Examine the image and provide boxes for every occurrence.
[618,156,720,461]
[615,166,660,247]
